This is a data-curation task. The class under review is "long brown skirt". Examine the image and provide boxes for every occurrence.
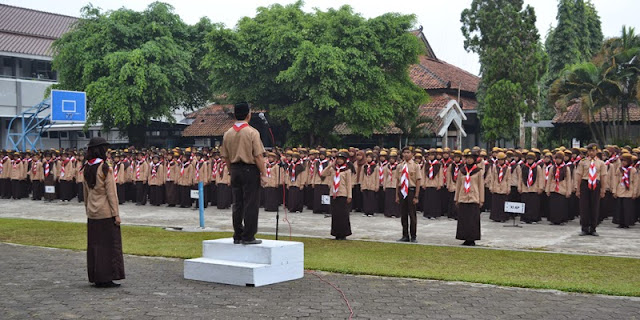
[423,187,441,218]
[87,217,125,284]
[384,188,399,217]
[313,184,330,213]
[490,193,508,222]
[362,189,377,215]
[264,186,281,212]
[520,192,541,223]
[615,198,636,227]
[456,203,481,241]
[165,181,178,206]
[330,196,352,238]
[548,193,568,224]
[288,186,304,212]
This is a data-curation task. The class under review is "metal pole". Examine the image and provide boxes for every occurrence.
[198,181,205,228]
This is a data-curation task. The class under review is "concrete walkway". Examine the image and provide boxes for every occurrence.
[1,198,639,258]
[2,243,639,320]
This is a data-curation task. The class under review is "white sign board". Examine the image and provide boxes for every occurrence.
[572,138,581,149]
[190,189,200,199]
[321,195,331,205]
[504,201,525,214]
[45,186,56,194]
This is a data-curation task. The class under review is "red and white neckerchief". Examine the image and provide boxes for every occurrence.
[60,159,69,177]
[218,161,226,177]
[400,163,409,199]
[441,159,451,185]
[378,161,387,185]
[44,161,51,177]
[554,163,565,192]
[114,161,120,182]
[428,160,438,179]
[309,159,316,178]
[166,160,174,180]
[366,161,376,175]
[620,166,631,190]
[635,160,640,169]
[605,155,618,166]
[87,158,103,166]
[387,162,398,183]
[497,163,507,183]
[318,159,329,175]
[181,161,191,177]
[290,160,302,182]
[588,159,598,190]
[135,160,144,179]
[233,122,249,132]
[151,162,161,178]
[453,162,461,183]
[0,156,7,174]
[266,161,277,178]
[31,161,38,175]
[544,163,553,181]
[464,164,477,193]
[524,162,537,188]
[195,160,204,180]
[333,164,348,198]
[12,158,21,169]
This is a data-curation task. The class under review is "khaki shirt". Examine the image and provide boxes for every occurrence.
[454,165,484,204]
[360,164,379,191]
[545,165,573,197]
[422,160,443,188]
[518,165,544,193]
[613,166,638,198]
[29,160,44,182]
[148,163,166,186]
[383,163,399,189]
[489,164,511,195]
[58,159,76,181]
[321,166,353,198]
[446,162,463,192]
[220,123,265,164]
[83,163,119,219]
[574,157,608,192]
[396,160,421,189]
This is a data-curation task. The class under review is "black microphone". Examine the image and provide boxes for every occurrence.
[258,112,269,126]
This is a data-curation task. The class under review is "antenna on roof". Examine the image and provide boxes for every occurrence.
[419,25,423,31]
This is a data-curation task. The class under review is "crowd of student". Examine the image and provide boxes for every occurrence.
[0,143,636,245]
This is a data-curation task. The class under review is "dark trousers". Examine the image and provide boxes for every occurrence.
[179,185,191,207]
[192,184,208,208]
[12,179,25,199]
[32,180,43,200]
[149,185,164,206]
[579,180,601,233]
[116,184,126,204]
[135,181,147,205]
[59,180,74,200]
[76,182,84,202]
[399,189,417,239]
[230,164,260,242]
[165,181,178,206]
[0,178,11,198]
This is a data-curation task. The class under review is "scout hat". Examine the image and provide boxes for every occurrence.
[389,150,398,157]
[337,151,349,159]
[379,150,388,156]
[586,143,598,151]
[554,151,564,159]
[496,152,506,160]
[87,137,109,148]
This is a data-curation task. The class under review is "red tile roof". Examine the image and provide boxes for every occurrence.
[553,100,640,124]
[410,56,480,93]
[182,104,236,137]
[0,4,77,57]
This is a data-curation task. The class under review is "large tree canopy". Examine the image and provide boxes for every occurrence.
[461,0,548,145]
[51,2,214,144]
[203,1,428,145]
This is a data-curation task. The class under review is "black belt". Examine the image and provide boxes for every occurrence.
[230,162,255,167]
[408,187,416,191]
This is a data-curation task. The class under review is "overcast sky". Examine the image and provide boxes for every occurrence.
[6,0,639,75]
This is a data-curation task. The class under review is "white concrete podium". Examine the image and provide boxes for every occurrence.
[184,238,304,287]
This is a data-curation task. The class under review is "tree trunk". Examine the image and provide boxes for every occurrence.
[519,115,525,148]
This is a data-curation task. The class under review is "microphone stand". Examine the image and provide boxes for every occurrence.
[263,119,280,240]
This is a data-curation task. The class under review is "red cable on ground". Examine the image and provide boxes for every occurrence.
[305,270,354,320]
[267,127,292,240]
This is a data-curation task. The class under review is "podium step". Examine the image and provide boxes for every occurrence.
[185,238,304,287]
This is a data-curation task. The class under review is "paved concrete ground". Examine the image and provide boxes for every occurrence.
[2,243,639,320]
[1,198,639,258]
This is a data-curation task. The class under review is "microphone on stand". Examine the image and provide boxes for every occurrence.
[259,112,269,126]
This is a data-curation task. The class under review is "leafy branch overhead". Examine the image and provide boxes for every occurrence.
[202,1,428,142]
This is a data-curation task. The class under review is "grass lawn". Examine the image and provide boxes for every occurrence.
[1,217,639,297]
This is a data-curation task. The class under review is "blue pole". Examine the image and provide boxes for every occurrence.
[198,182,205,228]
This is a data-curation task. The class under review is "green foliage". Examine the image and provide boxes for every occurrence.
[51,2,214,140]
[481,80,523,141]
[461,0,548,144]
[203,1,428,143]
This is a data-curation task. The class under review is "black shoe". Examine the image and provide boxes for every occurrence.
[397,237,410,242]
[168,204,175,207]
[95,281,120,288]
[579,231,589,236]
[410,238,417,243]
[233,239,241,244]
[591,231,599,237]
[242,239,262,245]
[462,240,476,246]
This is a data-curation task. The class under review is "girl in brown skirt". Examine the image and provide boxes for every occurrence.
[545,151,573,225]
[83,137,125,288]
[613,153,638,228]
[361,151,378,217]
[489,152,511,222]
[518,152,544,224]
[454,149,484,246]
[383,151,400,217]
[322,151,352,240]
[286,152,305,213]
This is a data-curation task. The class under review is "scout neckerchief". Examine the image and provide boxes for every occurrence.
[452,161,461,183]
[497,163,508,183]
[151,162,161,178]
[135,159,145,180]
[233,122,249,132]
[0,156,7,174]
[400,162,409,199]
[319,159,330,174]
[605,155,618,166]
[544,163,553,181]
[195,159,204,180]
[181,160,191,177]
[114,161,121,182]
[290,159,302,182]
[554,163,565,192]
[309,159,316,178]
[44,160,52,178]
[387,161,398,184]
[266,161,277,178]
[218,161,225,178]
[588,158,597,190]
[31,161,38,175]
[427,159,439,180]
[464,164,477,193]
[87,158,103,166]
[333,163,348,198]
[441,158,451,185]
[524,162,537,188]
[378,160,387,185]
[620,166,631,190]
[60,158,69,177]
[167,160,174,180]
[365,161,376,176]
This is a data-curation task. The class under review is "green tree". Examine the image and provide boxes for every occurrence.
[461,0,548,145]
[203,1,428,145]
[51,2,214,145]
[482,80,523,142]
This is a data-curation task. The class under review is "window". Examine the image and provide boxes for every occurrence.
[40,131,48,138]
[0,56,15,77]
[16,58,56,80]
[77,131,88,139]
[60,131,68,138]
[49,131,59,138]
